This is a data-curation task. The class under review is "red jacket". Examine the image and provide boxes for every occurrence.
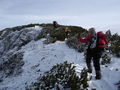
[78,32,108,48]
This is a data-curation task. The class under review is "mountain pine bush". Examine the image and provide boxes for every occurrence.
[35,27,66,42]
[35,24,87,43]
[109,33,120,57]
[66,35,86,52]
[0,52,24,82]
[26,61,89,90]
[67,26,87,37]
[101,51,111,65]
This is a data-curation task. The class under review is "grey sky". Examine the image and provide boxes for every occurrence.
[0,0,120,32]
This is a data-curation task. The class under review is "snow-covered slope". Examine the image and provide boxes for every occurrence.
[0,25,120,90]
[0,38,120,90]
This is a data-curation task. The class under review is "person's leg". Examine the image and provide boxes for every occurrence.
[93,55,101,79]
[86,52,92,73]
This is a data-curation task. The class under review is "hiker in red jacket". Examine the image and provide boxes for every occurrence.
[77,27,108,79]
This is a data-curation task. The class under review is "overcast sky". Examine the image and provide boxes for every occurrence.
[0,0,120,32]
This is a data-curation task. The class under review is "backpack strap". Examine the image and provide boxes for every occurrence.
[89,34,97,49]
[96,34,100,47]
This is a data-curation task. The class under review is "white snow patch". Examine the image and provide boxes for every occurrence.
[25,25,42,31]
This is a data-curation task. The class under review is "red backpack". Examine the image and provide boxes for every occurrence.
[96,32,108,48]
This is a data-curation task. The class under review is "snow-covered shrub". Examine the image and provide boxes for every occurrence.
[101,51,111,65]
[111,41,120,57]
[43,36,57,44]
[110,33,120,42]
[0,52,24,81]
[35,27,66,42]
[109,34,120,57]
[36,25,87,43]
[66,35,86,52]
[27,61,89,90]
[65,26,87,52]
[35,27,51,40]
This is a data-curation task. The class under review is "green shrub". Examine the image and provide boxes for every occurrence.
[101,52,111,65]
[67,26,87,37]
[26,61,89,90]
[43,37,57,44]
[50,28,66,41]
[110,33,120,42]
[0,52,24,78]
[35,28,50,40]
[66,35,86,52]
[109,34,120,57]
[111,41,120,57]
[65,26,87,52]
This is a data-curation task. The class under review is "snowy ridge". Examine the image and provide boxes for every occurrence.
[0,39,120,90]
[0,26,120,90]
[0,39,85,90]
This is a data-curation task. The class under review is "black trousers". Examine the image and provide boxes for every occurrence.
[86,49,102,71]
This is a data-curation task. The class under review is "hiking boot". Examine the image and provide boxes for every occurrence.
[95,70,101,80]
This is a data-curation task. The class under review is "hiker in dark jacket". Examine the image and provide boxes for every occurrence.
[77,27,108,79]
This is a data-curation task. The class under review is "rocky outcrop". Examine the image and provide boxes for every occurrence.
[0,26,43,81]
[0,26,42,58]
